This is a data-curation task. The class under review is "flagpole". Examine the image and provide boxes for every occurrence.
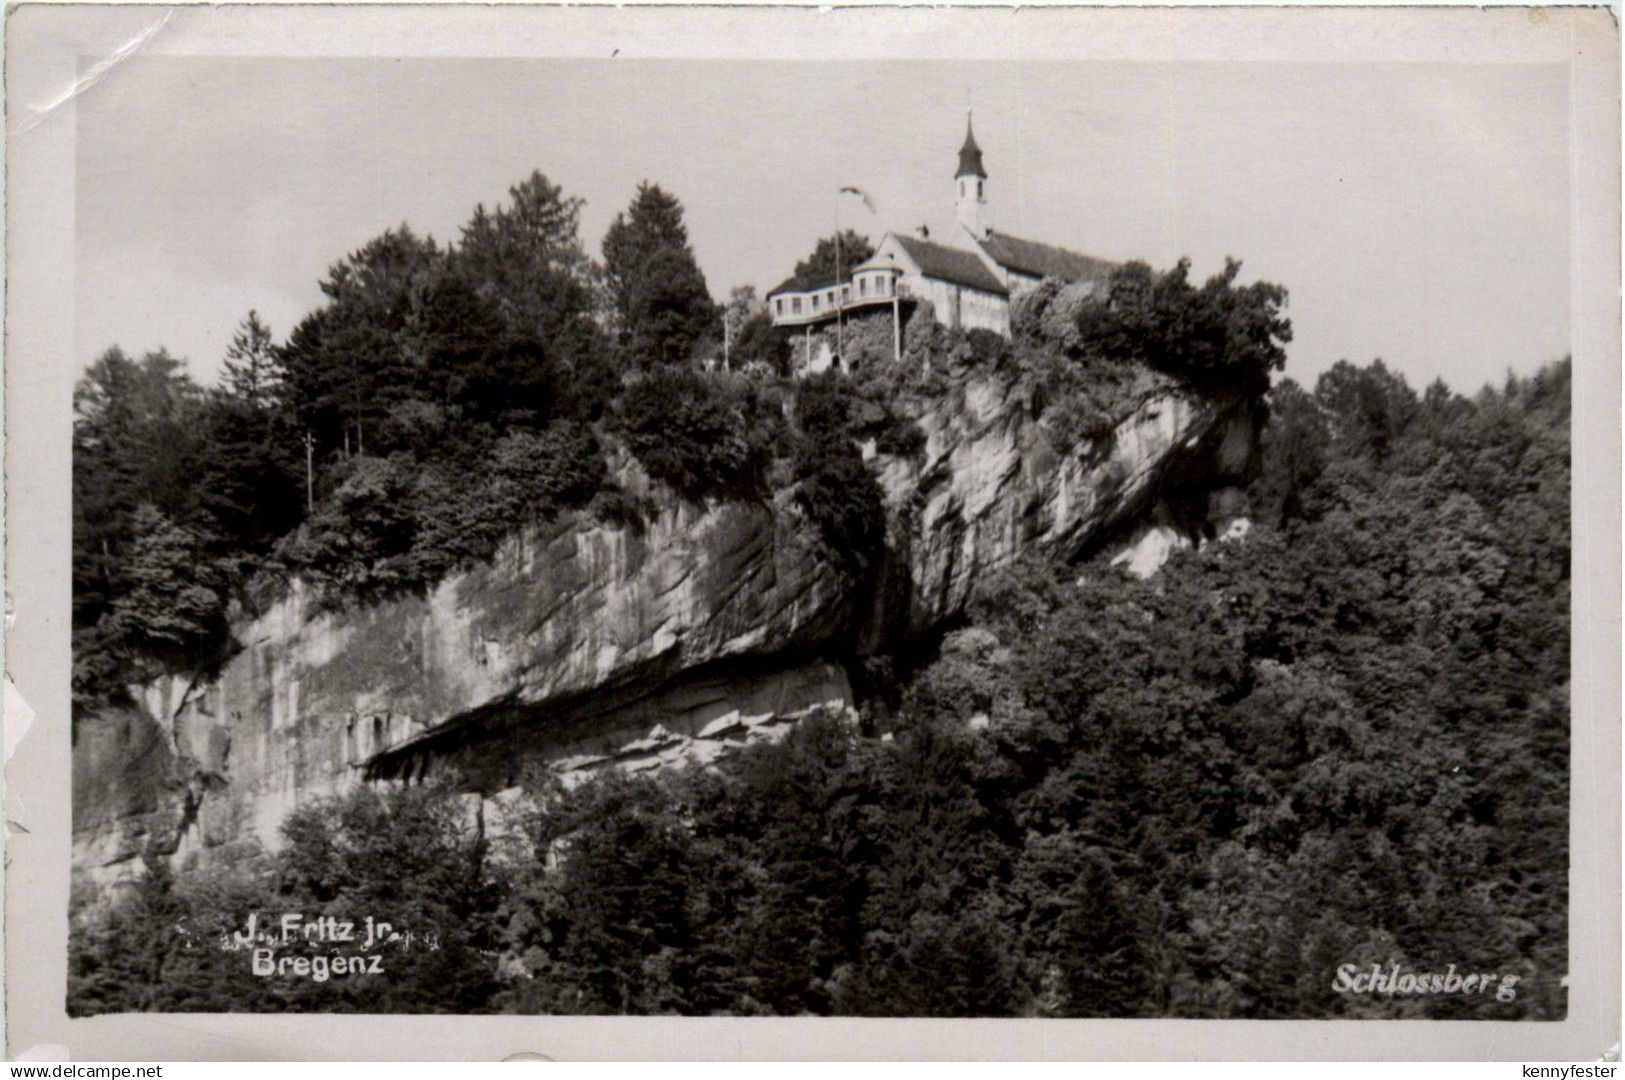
[835,195,843,370]
[893,276,901,368]
[835,185,877,372]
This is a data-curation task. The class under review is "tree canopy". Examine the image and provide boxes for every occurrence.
[601,182,719,367]
[1071,257,1291,398]
[73,355,1571,1021]
[789,230,875,289]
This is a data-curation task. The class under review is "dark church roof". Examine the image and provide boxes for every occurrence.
[978,231,1115,283]
[956,117,987,179]
[893,234,1006,295]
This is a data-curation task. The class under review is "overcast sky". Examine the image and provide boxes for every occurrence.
[75,54,1570,394]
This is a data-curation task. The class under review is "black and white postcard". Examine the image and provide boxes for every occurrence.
[5,3,1619,1062]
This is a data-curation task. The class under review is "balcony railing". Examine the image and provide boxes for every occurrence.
[769,272,905,327]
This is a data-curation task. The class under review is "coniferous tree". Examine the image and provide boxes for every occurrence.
[275,226,446,458]
[601,183,718,367]
[196,313,304,562]
[220,310,281,410]
[450,172,612,419]
[72,348,209,705]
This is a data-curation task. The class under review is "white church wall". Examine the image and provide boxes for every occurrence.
[898,272,1008,335]
[959,286,1010,335]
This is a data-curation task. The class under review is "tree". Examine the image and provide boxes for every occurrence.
[70,785,509,1016]
[220,311,282,410]
[601,183,718,366]
[614,368,776,501]
[1072,257,1291,398]
[196,313,305,562]
[275,226,447,458]
[450,172,612,417]
[276,455,422,605]
[792,431,885,583]
[409,273,554,430]
[272,784,507,1013]
[1313,358,1419,462]
[105,505,230,671]
[73,348,207,627]
[1015,839,1153,1017]
[66,855,190,1015]
[792,230,875,289]
[722,286,789,374]
[499,775,705,1014]
[1249,377,1331,527]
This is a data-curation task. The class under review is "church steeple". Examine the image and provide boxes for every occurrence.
[956,113,987,180]
[956,111,990,239]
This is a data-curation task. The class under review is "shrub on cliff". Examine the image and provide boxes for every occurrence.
[1010,277,1099,353]
[796,369,925,459]
[792,370,859,436]
[793,432,887,582]
[275,455,422,605]
[103,505,232,675]
[1072,257,1290,398]
[412,422,606,571]
[613,368,779,501]
[268,419,608,607]
[489,423,606,516]
[788,372,891,578]
[874,415,927,458]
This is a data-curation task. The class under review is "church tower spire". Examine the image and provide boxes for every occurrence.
[955,110,989,240]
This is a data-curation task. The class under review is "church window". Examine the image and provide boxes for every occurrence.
[977,180,983,198]
[859,278,867,296]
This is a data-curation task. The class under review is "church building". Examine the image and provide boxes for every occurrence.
[766,114,1115,359]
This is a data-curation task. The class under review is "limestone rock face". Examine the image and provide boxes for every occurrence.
[71,364,1256,899]
[880,374,1255,634]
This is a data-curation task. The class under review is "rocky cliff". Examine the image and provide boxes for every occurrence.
[71,363,1258,902]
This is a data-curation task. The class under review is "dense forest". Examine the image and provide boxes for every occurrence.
[70,168,1567,1019]
[71,171,1283,712]
[73,176,755,707]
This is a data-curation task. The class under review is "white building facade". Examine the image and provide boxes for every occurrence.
[767,115,1117,359]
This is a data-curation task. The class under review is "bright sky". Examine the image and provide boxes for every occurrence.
[75,55,1571,394]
